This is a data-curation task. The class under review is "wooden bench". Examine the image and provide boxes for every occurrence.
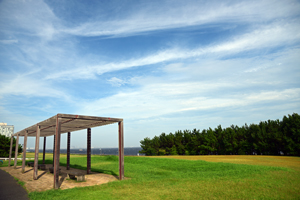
[27,162,46,170]
[67,171,86,182]
[49,167,61,173]
[38,164,46,170]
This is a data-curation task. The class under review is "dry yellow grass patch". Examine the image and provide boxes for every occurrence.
[23,152,87,159]
[151,155,300,170]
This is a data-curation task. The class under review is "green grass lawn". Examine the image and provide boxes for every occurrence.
[2,154,300,199]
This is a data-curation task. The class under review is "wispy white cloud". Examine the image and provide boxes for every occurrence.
[0,106,37,130]
[76,46,300,120]
[1,0,299,84]
[2,0,297,41]
[78,85,300,120]
[61,0,300,37]
[1,0,299,147]
[0,0,60,40]
[0,39,18,44]
[108,77,126,87]
[45,21,300,81]
[209,22,300,53]
[0,74,69,99]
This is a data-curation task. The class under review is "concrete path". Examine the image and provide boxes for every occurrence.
[0,169,29,200]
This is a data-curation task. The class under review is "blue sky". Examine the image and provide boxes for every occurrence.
[0,0,300,149]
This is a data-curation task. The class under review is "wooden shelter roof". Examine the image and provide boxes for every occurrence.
[12,114,123,137]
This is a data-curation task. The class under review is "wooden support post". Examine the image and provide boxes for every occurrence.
[118,121,124,180]
[8,136,13,167]
[14,133,19,168]
[43,137,46,164]
[87,128,91,174]
[53,135,55,167]
[33,125,40,180]
[53,117,61,189]
[22,130,28,173]
[67,132,70,170]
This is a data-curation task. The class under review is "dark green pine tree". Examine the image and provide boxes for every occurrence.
[139,113,299,156]
[0,135,23,157]
[139,137,156,155]
[165,133,175,155]
[174,130,184,155]
[281,113,300,156]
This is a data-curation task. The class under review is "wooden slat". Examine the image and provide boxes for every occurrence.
[87,128,91,174]
[22,130,28,173]
[14,114,122,137]
[14,133,19,168]
[8,136,13,167]
[59,113,122,122]
[33,125,40,180]
[52,135,55,167]
[43,137,46,164]
[118,121,124,180]
[67,132,70,170]
[54,117,61,189]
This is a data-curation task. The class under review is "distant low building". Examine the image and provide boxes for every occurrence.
[0,123,14,137]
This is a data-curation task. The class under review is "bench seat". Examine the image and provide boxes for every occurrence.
[49,167,61,173]
[67,171,86,181]
[38,164,46,170]
[27,162,46,170]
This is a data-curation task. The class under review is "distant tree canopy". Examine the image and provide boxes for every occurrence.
[139,113,300,156]
[0,135,23,157]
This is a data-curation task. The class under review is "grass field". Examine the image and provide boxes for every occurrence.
[1,153,300,199]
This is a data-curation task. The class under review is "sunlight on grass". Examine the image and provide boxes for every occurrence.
[6,153,299,199]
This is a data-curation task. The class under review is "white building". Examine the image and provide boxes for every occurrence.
[0,123,14,137]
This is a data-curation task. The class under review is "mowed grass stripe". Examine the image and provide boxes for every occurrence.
[122,156,287,180]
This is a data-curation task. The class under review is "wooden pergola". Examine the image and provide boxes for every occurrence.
[8,114,124,189]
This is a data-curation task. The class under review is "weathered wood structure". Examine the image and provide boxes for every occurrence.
[9,114,124,189]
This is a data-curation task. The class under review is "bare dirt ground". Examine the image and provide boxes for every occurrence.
[2,164,119,192]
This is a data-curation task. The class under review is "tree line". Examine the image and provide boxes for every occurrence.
[139,113,300,156]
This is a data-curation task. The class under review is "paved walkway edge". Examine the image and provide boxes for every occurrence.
[0,168,29,200]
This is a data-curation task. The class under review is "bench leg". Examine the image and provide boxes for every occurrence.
[77,175,85,182]
[68,174,76,179]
